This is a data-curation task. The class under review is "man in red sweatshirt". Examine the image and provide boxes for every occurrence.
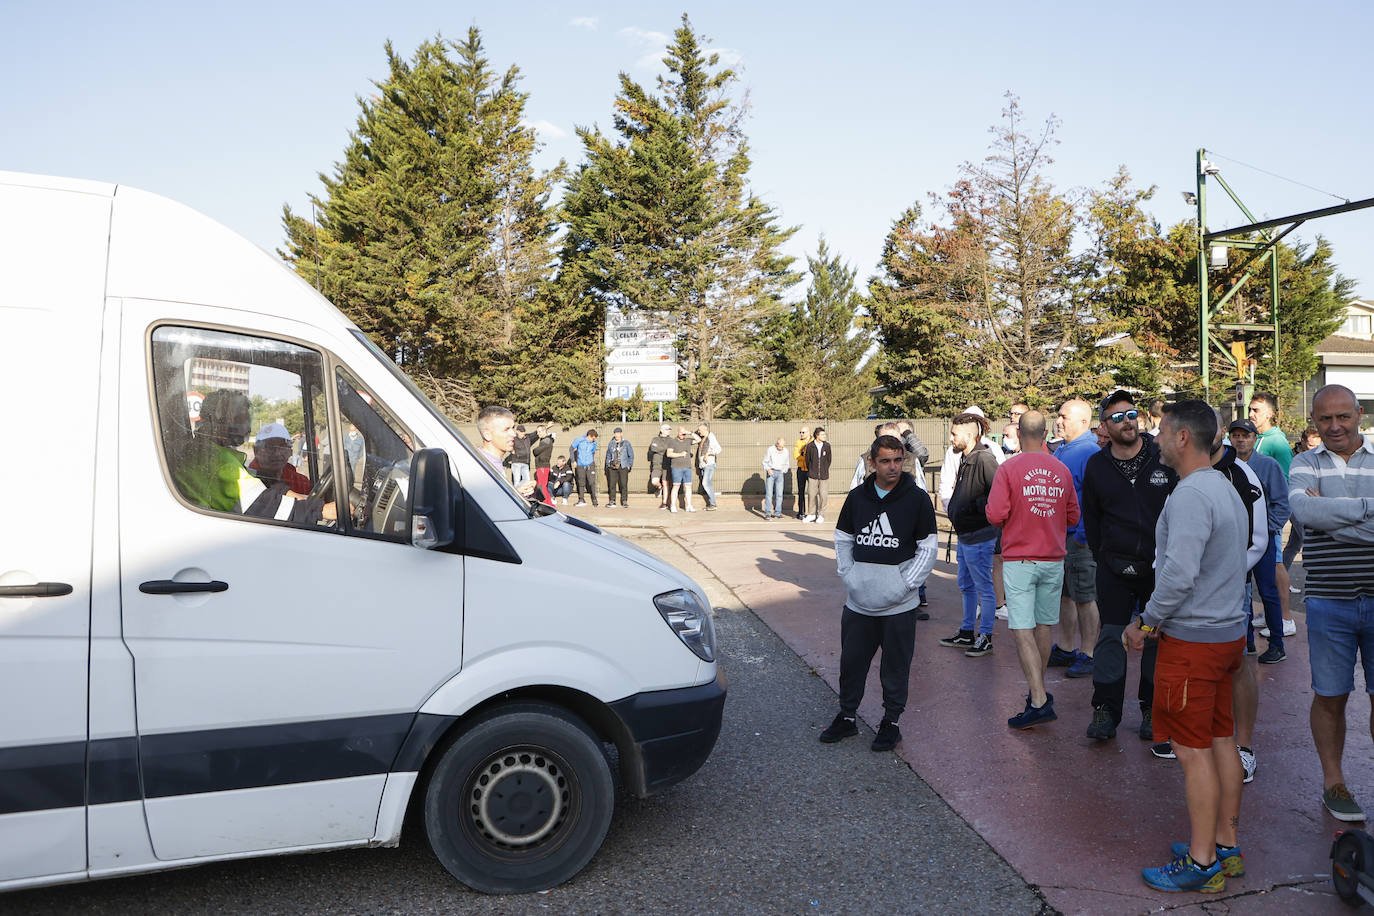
[986,410,1081,729]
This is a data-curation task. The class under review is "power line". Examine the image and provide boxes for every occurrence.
[1208,150,1351,204]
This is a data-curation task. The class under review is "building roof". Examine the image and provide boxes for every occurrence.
[1317,334,1374,355]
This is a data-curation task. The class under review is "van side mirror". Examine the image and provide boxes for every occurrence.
[408,449,455,549]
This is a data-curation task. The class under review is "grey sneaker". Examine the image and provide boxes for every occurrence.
[1086,708,1117,740]
[1324,783,1366,822]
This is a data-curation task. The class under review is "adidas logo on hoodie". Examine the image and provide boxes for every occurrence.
[855,512,901,548]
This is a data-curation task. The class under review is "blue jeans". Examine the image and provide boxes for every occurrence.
[700,463,717,507]
[510,462,530,486]
[1307,595,1374,696]
[764,471,784,516]
[957,537,997,636]
[1244,534,1283,652]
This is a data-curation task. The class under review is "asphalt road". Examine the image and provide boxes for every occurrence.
[12,528,1048,915]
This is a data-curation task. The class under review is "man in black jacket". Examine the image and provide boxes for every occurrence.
[820,435,938,751]
[940,412,1001,657]
[803,427,833,523]
[1082,391,1177,741]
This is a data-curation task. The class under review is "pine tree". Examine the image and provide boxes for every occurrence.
[559,15,798,421]
[280,29,566,418]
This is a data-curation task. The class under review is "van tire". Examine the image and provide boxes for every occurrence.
[423,702,614,894]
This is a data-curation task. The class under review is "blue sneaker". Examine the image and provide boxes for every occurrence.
[1008,694,1057,730]
[1142,854,1225,893]
[1169,841,1244,877]
[1065,651,1095,679]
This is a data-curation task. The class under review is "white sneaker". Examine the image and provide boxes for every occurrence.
[814,516,824,524]
[686,506,696,512]
[995,605,1009,620]
[801,515,814,523]
[1238,745,1256,784]
[575,501,587,507]
[1289,585,1302,594]
[670,506,678,513]
[1260,620,1298,638]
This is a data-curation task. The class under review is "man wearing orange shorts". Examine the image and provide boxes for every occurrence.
[1125,400,1249,894]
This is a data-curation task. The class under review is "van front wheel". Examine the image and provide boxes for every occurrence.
[423,702,615,894]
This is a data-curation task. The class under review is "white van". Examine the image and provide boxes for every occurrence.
[0,171,724,895]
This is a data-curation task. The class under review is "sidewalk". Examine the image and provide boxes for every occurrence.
[568,495,1367,915]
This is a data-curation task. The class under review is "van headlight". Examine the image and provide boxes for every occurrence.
[654,589,717,662]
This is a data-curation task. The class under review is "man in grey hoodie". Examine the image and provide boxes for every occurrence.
[1125,400,1249,894]
[820,436,938,752]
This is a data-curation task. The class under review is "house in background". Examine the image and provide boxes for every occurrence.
[1304,298,1374,429]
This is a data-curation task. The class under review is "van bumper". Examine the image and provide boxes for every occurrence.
[609,668,726,798]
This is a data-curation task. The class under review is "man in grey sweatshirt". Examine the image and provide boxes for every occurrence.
[1125,400,1249,894]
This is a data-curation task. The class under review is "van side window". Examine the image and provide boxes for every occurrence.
[151,326,335,529]
[335,367,421,540]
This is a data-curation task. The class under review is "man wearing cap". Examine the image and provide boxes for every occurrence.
[1227,417,1290,664]
[569,428,599,506]
[604,427,634,509]
[249,422,312,495]
[648,423,674,508]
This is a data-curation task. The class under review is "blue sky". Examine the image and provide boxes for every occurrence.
[5,1,1371,301]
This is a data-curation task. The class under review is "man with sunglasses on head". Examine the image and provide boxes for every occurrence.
[1081,390,1178,741]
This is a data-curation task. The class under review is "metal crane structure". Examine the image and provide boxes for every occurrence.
[1193,147,1374,401]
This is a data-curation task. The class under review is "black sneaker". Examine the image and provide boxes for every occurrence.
[1139,708,1153,742]
[1047,644,1075,667]
[819,714,858,744]
[916,610,930,621]
[939,629,975,648]
[1008,695,1058,730]
[964,634,993,657]
[1151,741,1176,759]
[1086,708,1117,740]
[871,719,901,752]
[1258,645,1286,664]
[918,591,929,607]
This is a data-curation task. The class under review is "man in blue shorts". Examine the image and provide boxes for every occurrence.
[1289,385,1374,822]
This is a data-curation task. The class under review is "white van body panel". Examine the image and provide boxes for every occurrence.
[0,171,724,894]
[0,179,111,881]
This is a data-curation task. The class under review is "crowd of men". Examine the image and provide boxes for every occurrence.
[817,383,1374,896]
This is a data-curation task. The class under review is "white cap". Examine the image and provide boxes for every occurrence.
[256,422,290,442]
[964,405,985,417]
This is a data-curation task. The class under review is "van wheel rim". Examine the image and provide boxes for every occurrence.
[469,749,568,848]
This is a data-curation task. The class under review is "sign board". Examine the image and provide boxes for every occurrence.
[604,326,675,348]
[605,382,679,401]
[606,346,676,365]
[605,363,677,384]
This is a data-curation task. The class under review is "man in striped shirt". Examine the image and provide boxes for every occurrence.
[1290,385,1374,823]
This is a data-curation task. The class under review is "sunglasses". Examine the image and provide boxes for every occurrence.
[1107,409,1140,424]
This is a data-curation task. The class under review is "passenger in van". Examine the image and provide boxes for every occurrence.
[248,423,312,495]
[172,389,260,513]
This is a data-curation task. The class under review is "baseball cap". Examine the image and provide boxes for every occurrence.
[660,423,672,433]
[1228,418,1258,434]
[255,422,290,442]
[613,427,623,433]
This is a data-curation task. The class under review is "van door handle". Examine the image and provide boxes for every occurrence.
[139,580,229,595]
[0,582,74,598]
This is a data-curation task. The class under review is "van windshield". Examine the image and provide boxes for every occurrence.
[350,330,534,515]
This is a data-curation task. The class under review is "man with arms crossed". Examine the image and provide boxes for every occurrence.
[1289,385,1374,822]
[985,410,1079,728]
[820,435,938,751]
[1125,400,1249,894]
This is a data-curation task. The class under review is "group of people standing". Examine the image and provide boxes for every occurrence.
[818,384,1374,897]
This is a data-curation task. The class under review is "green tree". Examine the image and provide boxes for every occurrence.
[773,239,875,418]
[558,15,798,420]
[280,28,566,419]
